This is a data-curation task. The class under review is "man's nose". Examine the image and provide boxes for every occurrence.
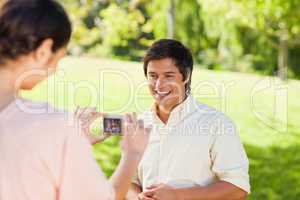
[154,78,165,90]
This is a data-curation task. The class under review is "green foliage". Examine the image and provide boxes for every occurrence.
[247,143,300,199]
[95,4,145,58]
[60,0,300,79]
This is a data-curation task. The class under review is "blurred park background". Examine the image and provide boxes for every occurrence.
[62,0,300,80]
[20,0,300,199]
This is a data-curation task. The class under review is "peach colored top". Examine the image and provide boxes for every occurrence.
[0,99,115,200]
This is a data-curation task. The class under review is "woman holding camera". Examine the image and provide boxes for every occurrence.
[0,1,150,200]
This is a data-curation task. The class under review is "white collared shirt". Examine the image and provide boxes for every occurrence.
[134,96,250,193]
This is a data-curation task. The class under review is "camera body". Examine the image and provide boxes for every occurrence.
[103,114,123,135]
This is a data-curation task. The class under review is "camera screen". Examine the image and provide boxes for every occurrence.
[103,116,122,135]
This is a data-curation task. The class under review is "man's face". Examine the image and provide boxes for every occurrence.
[146,58,186,112]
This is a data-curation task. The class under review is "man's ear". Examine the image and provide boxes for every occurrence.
[32,38,54,66]
[183,72,191,84]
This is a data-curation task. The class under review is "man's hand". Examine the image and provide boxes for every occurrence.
[142,183,179,200]
[137,192,155,200]
[141,181,248,200]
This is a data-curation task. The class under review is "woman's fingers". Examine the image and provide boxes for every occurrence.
[122,112,151,155]
[132,112,138,129]
[137,119,144,130]
[75,107,88,119]
[77,107,97,120]
[74,107,111,145]
[124,113,138,136]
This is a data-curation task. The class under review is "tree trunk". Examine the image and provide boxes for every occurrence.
[277,35,288,80]
[167,0,175,39]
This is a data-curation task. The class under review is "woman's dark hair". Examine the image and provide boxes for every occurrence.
[143,39,193,95]
[0,0,72,64]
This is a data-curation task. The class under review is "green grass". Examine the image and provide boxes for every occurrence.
[22,56,300,199]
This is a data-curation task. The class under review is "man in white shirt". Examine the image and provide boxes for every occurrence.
[0,1,151,199]
[127,39,250,200]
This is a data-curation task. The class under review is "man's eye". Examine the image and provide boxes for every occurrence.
[165,75,174,79]
[148,75,157,79]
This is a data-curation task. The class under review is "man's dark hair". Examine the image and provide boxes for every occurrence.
[0,0,72,64]
[143,39,193,95]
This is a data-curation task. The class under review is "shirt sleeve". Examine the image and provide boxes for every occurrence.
[210,115,251,194]
[58,123,115,200]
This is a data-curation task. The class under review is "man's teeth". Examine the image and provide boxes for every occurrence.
[156,91,170,96]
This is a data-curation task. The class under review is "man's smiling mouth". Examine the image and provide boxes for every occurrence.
[155,90,171,97]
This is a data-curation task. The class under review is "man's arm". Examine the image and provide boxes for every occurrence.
[143,181,247,200]
[175,181,247,200]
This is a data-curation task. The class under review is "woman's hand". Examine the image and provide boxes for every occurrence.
[121,112,151,157]
[74,106,111,145]
[108,112,151,200]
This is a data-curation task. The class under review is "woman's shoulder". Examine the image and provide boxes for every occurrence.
[13,99,77,134]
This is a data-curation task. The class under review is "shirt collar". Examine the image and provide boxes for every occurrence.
[151,95,199,126]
